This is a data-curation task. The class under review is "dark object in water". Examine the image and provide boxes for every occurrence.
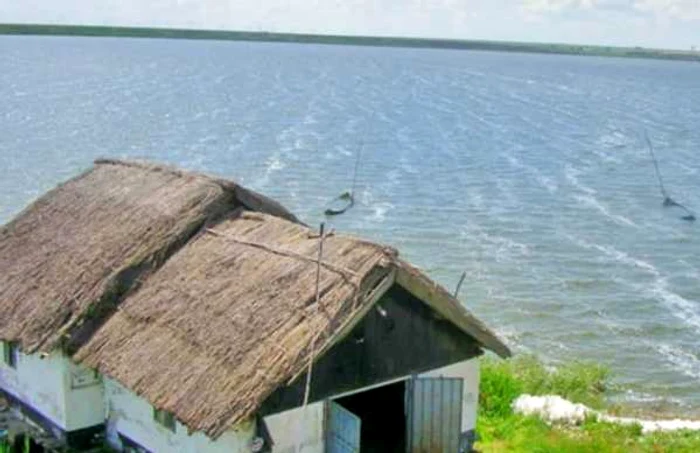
[324,139,364,217]
[662,196,695,222]
[645,132,696,222]
[663,196,680,207]
[324,191,354,216]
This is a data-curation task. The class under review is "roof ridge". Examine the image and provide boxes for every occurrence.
[94,158,215,181]
[94,158,301,224]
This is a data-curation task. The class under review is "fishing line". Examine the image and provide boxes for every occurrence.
[644,131,695,222]
[324,122,367,217]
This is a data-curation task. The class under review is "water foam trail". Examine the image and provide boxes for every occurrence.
[650,278,700,336]
[573,194,638,227]
[504,154,558,194]
[564,162,638,227]
[370,203,393,222]
[564,164,597,195]
[657,344,700,380]
[357,189,395,225]
[676,163,699,176]
[459,224,531,265]
[570,237,660,276]
[571,236,700,336]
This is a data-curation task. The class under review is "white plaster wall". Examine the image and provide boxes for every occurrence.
[63,361,105,431]
[264,402,325,453]
[265,358,479,452]
[104,379,255,453]
[0,345,106,433]
[420,357,480,432]
[0,346,69,430]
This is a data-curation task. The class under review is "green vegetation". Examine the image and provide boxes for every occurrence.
[477,355,700,452]
[0,436,29,453]
[1,24,699,63]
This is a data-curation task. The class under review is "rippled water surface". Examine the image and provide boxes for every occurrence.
[1,36,699,409]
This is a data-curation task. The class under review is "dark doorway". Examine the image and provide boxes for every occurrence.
[334,380,406,453]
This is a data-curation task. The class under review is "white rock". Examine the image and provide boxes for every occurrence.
[512,394,700,433]
[513,395,590,424]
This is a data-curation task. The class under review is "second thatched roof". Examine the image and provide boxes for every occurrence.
[74,210,510,438]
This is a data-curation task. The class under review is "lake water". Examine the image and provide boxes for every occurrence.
[1,35,699,411]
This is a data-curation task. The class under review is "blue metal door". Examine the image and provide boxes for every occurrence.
[326,401,361,453]
[406,377,464,453]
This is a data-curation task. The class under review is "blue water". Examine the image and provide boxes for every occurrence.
[1,35,699,410]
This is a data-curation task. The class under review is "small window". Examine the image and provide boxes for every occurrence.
[153,408,176,433]
[2,341,19,369]
[70,365,101,389]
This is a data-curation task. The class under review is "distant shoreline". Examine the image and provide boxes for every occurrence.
[2,23,700,63]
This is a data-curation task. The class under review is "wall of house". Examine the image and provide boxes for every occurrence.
[260,285,482,416]
[0,344,105,435]
[0,344,67,431]
[63,360,105,431]
[264,402,325,453]
[420,357,480,433]
[104,379,255,453]
[262,358,479,453]
[321,357,481,438]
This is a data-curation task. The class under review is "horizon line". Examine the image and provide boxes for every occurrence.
[1,23,699,62]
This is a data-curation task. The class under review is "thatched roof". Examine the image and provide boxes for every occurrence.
[75,211,510,439]
[0,159,298,354]
[1,158,509,439]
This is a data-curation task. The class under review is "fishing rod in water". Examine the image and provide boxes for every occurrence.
[644,131,696,222]
[324,138,364,217]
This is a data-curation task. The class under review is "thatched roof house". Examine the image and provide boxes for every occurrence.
[0,159,509,450]
[0,159,298,355]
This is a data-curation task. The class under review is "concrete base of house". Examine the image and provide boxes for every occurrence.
[0,388,104,451]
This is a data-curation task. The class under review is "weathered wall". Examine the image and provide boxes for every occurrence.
[262,358,480,453]
[63,360,105,431]
[261,284,482,415]
[0,345,105,433]
[104,379,255,453]
[264,402,325,453]
[0,344,68,430]
[420,358,480,432]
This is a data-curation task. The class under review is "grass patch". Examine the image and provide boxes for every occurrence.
[0,438,29,453]
[476,355,700,452]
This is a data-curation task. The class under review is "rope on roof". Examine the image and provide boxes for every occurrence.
[204,228,360,284]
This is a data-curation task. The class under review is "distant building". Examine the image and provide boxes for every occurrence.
[0,160,510,452]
